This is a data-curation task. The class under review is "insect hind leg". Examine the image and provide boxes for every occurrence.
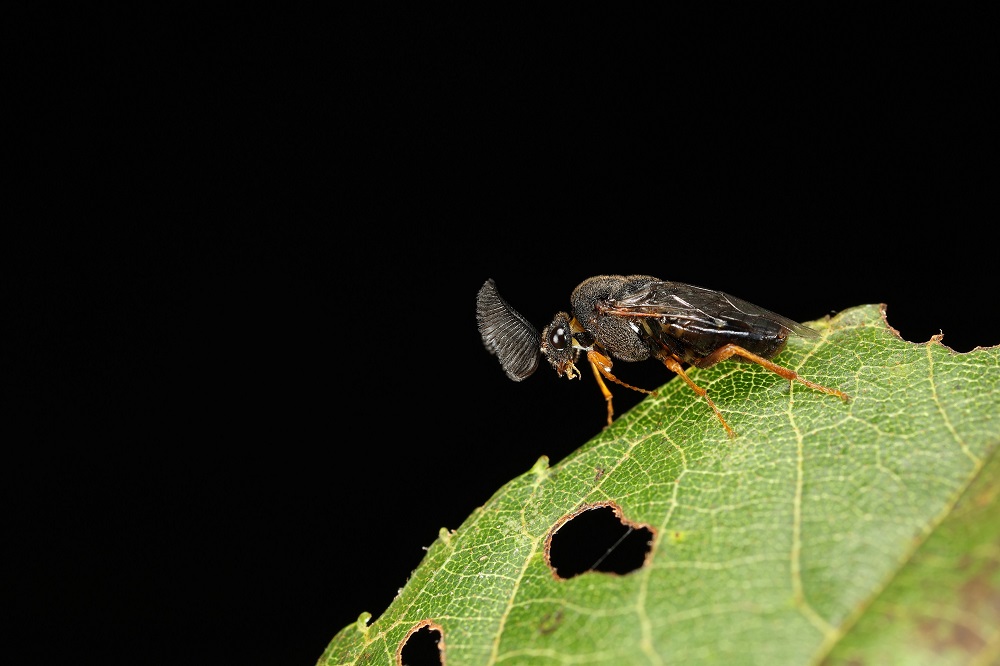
[695,344,850,401]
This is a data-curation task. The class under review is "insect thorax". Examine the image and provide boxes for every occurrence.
[571,275,658,363]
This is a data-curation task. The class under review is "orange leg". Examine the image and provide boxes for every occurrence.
[586,350,656,427]
[695,344,850,402]
[659,357,735,438]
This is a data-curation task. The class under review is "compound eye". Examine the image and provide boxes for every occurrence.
[550,325,570,350]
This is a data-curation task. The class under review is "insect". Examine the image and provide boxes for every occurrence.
[476,275,849,437]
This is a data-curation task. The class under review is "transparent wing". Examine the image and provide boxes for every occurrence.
[607,280,817,337]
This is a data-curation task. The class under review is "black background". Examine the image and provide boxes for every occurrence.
[9,7,997,666]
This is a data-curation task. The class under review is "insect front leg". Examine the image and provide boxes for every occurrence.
[694,344,850,402]
[586,350,657,427]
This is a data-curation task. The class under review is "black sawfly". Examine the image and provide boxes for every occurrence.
[476,275,849,437]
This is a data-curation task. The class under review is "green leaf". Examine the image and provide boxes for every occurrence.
[319,304,1000,666]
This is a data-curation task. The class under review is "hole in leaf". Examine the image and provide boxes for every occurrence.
[545,503,654,580]
[398,622,443,666]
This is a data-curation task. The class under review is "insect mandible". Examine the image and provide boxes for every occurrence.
[476,275,849,437]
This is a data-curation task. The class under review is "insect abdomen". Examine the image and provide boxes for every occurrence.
[651,320,789,366]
